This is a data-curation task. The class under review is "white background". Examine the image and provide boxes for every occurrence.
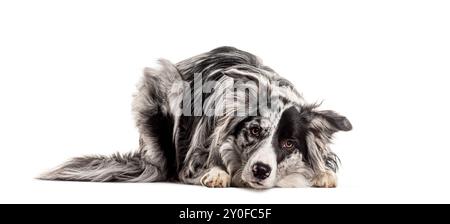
[1,0,449,203]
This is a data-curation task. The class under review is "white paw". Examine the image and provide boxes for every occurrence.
[312,170,337,188]
[201,167,231,188]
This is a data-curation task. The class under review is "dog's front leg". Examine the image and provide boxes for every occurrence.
[180,137,238,188]
[178,148,231,188]
[199,139,238,188]
[201,136,247,188]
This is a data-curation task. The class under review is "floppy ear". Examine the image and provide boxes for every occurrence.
[317,110,352,132]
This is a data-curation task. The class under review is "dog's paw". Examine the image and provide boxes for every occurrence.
[201,167,231,188]
[312,170,337,188]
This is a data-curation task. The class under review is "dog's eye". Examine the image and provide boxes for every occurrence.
[250,127,261,137]
[281,139,295,150]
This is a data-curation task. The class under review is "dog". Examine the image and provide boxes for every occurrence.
[40,46,352,188]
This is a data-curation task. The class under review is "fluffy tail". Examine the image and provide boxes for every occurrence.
[38,152,164,182]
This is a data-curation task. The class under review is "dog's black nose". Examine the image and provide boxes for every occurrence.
[252,163,271,180]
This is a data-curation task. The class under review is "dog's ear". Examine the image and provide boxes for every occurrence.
[315,110,352,132]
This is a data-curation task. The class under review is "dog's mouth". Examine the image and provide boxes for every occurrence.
[247,180,270,189]
[242,177,274,189]
[251,181,264,186]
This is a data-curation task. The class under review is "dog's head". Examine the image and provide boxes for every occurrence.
[199,66,352,188]
[231,104,352,188]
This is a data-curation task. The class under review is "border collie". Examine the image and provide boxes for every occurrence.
[40,47,352,188]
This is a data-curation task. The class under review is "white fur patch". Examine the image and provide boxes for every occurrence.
[276,173,311,188]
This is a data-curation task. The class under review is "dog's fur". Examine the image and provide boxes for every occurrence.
[40,47,352,188]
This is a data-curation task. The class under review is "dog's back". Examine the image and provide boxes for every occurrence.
[39,47,265,182]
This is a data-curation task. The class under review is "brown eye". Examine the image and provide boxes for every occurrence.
[281,139,295,150]
[250,127,261,136]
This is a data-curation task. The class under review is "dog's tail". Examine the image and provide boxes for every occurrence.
[38,152,164,182]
